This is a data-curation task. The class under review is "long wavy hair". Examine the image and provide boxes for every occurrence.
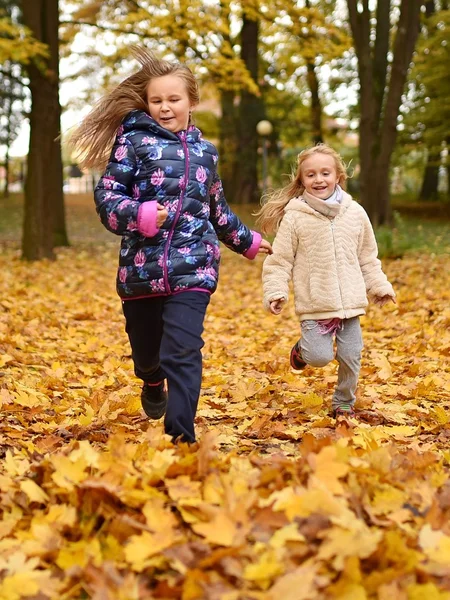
[256,143,348,234]
[69,47,200,171]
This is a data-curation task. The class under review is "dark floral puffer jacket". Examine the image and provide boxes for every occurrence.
[94,110,261,299]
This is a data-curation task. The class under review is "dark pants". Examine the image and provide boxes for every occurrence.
[122,291,210,443]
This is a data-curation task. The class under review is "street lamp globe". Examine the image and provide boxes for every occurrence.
[256,120,273,136]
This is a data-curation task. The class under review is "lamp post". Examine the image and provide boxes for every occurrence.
[256,119,273,195]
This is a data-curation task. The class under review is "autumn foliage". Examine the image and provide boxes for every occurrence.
[0,202,449,599]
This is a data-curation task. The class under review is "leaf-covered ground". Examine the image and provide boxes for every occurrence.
[0,198,449,599]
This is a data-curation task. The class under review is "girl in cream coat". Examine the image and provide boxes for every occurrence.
[258,144,395,420]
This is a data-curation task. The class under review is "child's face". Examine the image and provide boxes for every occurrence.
[147,74,193,133]
[300,154,340,199]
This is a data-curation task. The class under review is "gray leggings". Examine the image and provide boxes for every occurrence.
[299,317,363,408]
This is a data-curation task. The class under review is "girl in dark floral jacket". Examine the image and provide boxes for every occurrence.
[71,47,272,443]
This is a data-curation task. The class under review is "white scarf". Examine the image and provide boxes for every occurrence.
[302,185,343,218]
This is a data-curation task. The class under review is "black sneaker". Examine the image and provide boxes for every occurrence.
[290,343,307,371]
[141,381,168,419]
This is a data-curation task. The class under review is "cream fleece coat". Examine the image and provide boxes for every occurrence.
[262,191,395,320]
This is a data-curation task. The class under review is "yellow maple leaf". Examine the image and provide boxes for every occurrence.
[124,529,177,572]
[372,353,392,380]
[0,354,14,368]
[78,403,95,426]
[243,549,285,587]
[318,525,383,570]
[0,573,40,600]
[69,440,100,467]
[51,455,89,490]
[143,499,178,532]
[407,582,450,600]
[4,451,30,477]
[267,563,317,600]
[370,485,408,516]
[308,445,350,495]
[56,538,102,571]
[433,406,449,425]
[192,510,238,547]
[267,485,345,520]
[419,524,450,566]
[19,479,49,504]
[269,522,306,548]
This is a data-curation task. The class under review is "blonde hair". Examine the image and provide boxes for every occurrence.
[256,143,348,234]
[69,46,200,171]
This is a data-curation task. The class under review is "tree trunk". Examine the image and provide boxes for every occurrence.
[234,13,264,204]
[217,0,239,202]
[21,0,68,260]
[219,90,238,202]
[2,97,12,198]
[347,0,424,226]
[420,150,440,200]
[305,0,323,144]
[3,150,10,198]
[306,62,323,144]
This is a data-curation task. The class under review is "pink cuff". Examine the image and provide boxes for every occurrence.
[243,231,262,260]
[137,201,159,238]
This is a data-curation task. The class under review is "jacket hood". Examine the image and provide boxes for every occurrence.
[284,189,353,217]
[121,109,203,143]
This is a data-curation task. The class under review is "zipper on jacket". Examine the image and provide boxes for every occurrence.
[330,219,346,318]
[162,131,190,294]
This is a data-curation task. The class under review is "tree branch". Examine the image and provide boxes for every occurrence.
[59,20,145,37]
[0,68,26,87]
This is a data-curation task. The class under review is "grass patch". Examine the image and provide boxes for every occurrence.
[375,211,450,258]
[1,193,448,257]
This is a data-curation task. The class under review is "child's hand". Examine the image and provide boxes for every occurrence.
[374,294,396,307]
[270,298,285,314]
[258,239,273,255]
[156,203,168,227]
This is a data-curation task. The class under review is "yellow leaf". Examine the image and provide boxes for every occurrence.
[12,390,41,408]
[370,485,407,516]
[318,525,382,570]
[419,524,450,566]
[0,573,40,599]
[19,480,49,504]
[192,510,237,547]
[299,392,323,409]
[433,406,449,425]
[78,404,95,426]
[407,582,450,600]
[51,455,88,490]
[269,523,305,548]
[4,451,29,477]
[124,530,177,572]
[268,485,344,520]
[244,549,284,587]
[69,440,100,467]
[56,538,102,571]
[372,353,392,380]
[0,354,14,368]
[143,499,178,533]
[308,445,350,495]
[267,563,317,600]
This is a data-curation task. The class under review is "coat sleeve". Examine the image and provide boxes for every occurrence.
[357,209,395,300]
[94,136,142,236]
[262,214,298,310]
[208,171,261,258]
